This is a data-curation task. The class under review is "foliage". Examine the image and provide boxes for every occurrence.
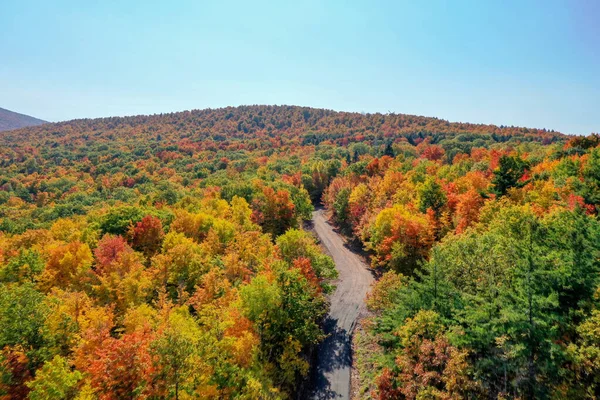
[26,355,82,400]
[0,105,598,399]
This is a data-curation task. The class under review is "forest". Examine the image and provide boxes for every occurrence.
[0,105,599,399]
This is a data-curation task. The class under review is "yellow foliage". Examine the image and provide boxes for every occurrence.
[40,241,93,291]
[123,303,159,333]
[50,218,83,242]
[95,251,152,314]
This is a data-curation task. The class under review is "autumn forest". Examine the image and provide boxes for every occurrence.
[1,105,599,399]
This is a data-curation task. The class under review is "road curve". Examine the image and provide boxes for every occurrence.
[309,209,374,400]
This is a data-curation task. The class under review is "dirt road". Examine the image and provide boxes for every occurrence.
[309,209,374,400]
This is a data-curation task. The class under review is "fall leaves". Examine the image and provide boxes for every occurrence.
[0,104,598,399]
[0,193,336,399]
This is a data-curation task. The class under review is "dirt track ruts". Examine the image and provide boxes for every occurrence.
[308,209,374,400]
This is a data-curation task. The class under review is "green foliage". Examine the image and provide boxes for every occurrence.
[333,187,351,223]
[492,155,529,196]
[0,249,44,284]
[241,266,326,389]
[276,229,337,280]
[582,147,600,205]
[376,207,600,398]
[417,177,447,214]
[27,356,82,400]
[0,284,53,368]
[99,206,145,236]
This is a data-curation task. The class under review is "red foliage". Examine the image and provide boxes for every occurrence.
[94,234,131,274]
[366,158,380,176]
[292,257,321,292]
[455,189,484,234]
[377,334,475,400]
[519,170,531,183]
[489,149,503,171]
[282,172,303,187]
[375,368,402,400]
[420,144,445,161]
[122,177,136,188]
[568,193,596,215]
[85,330,154,400]
[442,181,460,215]
[251,186,295,236]
[0,346,31,399]
[127,215,164,257]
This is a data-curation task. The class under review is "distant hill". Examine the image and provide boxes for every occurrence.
[0,107,46,132]
[0,105,564,148]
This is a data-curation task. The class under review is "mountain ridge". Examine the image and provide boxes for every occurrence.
[0,105,566,146]
[0,107,47,132]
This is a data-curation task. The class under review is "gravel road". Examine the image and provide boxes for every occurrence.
[308,209,374,400]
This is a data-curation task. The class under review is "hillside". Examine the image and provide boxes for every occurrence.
[0,107,46,132]
[0,105,563,146]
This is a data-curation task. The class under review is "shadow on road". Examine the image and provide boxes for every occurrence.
[309,316,351,399]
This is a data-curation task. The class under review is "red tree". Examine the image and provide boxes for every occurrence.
[127,215,164,257]
[85,330,154,400]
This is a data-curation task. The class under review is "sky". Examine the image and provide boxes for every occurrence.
[0,0,598,135]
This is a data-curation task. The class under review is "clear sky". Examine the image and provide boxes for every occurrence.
[0,0,598,134]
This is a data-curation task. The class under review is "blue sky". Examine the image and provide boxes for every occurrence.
[0,0,598,134]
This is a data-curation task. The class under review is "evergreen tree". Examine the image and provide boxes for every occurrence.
[492,155,529,196]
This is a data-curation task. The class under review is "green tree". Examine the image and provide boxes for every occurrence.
[582,147,600,205]
[0,284,53,369]
[378,206,600,398]
[99,206,145,236]
[150,308,201,400]
[492,155,529,196]
[240,267,326,390]
[333,187,351,225]
[27,356,82,400]
[0,249,44,284]
[418,177,446,214]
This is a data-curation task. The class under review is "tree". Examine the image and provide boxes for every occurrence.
[322,177,352,226]
[40,241,93,291]
[85,330,154,400]
[386,206,600,398]
[230,195,254,229]
[0,285,51,356]
[251,186,296,237]
[150,232,209,296]
[99,207,145,236]
[276,229,336,281]
[127,215,164,258]
[348,183,369,230]
[492,155,529,196]
[383,141,394,157]
[240,268,326,391]
[0,346,32,399]
[582,147,600,206]
[366,271,405,313]
[0,249,44,284]
[418,177,447,215]
[566,309,600,397]
[149,308,204,400]
[93,234,152,312]
[368,205,433,273]
[455,189,484,234]
[27,355,82,400]
[376,311,479,399]
[93,234,128,268]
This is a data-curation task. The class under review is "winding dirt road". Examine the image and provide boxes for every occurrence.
[309,209,374,400]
